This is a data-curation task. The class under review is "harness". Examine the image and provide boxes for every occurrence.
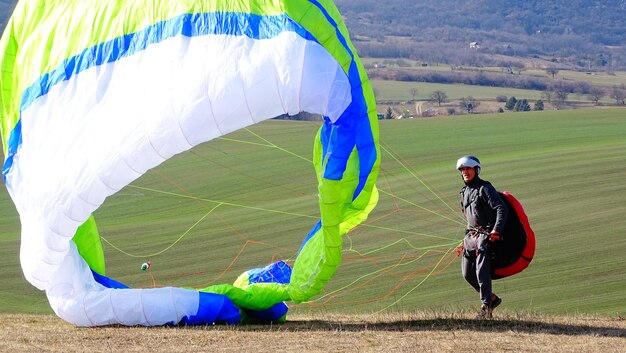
[461,183,492,236]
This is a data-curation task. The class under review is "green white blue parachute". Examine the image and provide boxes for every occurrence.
[0,0,379,326]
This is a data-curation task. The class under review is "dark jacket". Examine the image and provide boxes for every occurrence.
[460,177,508,235]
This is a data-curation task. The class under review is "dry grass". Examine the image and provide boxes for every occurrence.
[1,312,624,353]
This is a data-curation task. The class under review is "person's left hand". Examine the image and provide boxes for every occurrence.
[489,231,501,242]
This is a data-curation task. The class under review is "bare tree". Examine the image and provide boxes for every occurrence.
[546,66,560,79]
[611,85,626,105]
[541,91,553,104]
[429,90,448,106]
[410,87,419,101]
[574,81,591,95]
[552,81,570,107]
[588,86,606,105]
[460,96,479,113]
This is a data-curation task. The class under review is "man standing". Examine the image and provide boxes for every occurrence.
[457,155,508,319]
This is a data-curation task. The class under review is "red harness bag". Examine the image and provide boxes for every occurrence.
[491,191,536,279]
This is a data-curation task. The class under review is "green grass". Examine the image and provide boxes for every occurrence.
[525,68,626,87]
[1,108,626,317]
[371,78,547,101]
[364,59,626,105]
[362,56,626,88]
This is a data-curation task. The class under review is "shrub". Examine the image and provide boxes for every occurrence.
[505,96,518,110]
[534,100,545,111]
[514,99,531,111]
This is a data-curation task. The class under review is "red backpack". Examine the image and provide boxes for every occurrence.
[491,191,536,279]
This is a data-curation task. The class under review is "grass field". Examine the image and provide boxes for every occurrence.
[1,108,625,321]
[362,56,626,88]
[364,57,626,108]
[371,78,547,102]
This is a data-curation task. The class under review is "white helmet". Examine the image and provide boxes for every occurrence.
[456,155,481,175]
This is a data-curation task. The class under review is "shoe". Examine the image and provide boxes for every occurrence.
[491,295,502,310]
[475,305,493,319]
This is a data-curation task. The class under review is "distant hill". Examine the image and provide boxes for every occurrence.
[1,1,625,70]
[0,0,15,30]
[336,0,626,46]
[336,0,626,70]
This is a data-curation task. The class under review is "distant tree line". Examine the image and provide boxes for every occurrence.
[368,67,595,94]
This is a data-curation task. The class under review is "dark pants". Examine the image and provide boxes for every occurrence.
[462,234,493,307]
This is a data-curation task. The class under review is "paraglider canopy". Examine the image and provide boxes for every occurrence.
[0,0,379,326]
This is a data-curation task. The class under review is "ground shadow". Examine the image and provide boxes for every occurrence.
[226,317,626,338]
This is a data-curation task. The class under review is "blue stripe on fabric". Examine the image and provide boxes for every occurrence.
[2,12,311,182]
[299,1,378,252]
[91,270,130,289]
[91,270,241,325]
[19,13,307,113]
[2,119,21,182]
[308,0,377,200]
[298,219,322,254]
[246,260,292,285]
[178,291,240,325]
[243,302,288,322]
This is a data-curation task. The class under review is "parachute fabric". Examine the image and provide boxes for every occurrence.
[0,0,379,326]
